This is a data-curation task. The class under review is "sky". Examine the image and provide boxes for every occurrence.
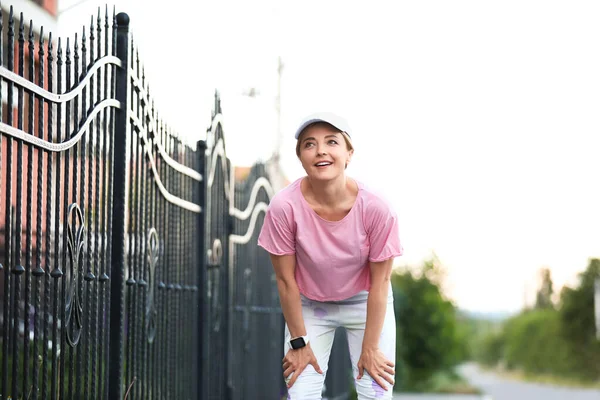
[56,0,600,313]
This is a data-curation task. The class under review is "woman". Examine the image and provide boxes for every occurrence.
[258,112,403,399]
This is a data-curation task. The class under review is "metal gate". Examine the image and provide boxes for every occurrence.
[0,6,209,399]
[229,162,283,399]
[0,4,354,399]
[201,98,231,400]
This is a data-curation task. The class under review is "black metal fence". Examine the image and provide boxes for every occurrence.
[0,4,355,400]
[229,162,283,399]
[0,5,121,399]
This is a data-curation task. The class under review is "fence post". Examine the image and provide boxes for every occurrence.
[224,158,233,400]
[109,12,131,400]
[197,138,207,399]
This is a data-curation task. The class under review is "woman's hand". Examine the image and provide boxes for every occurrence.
[282,344,323,388]
[356,347,395,390]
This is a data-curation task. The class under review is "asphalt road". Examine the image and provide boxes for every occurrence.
[393,395,483,400]
[393,363,600,400]
[458,363,600,400]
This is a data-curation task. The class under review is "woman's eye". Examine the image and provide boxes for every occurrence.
[304,142,314,148]
[328,140,338,145]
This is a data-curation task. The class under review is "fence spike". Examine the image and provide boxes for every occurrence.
[66,36,71,66]
[104,5,109,58]
[26,20,32,86]
[89,14,95,70]
[57,37,62,64]
[112,7,116,45]
[8,5,13,37]
[18,12,23,44]
[90,14,95,44]
[97,7,102,57]
[82,25,86,66]
[38,26,44,52]
[74,32,79,81]
[48,32,53,64]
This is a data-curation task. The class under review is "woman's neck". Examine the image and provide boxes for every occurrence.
[304,175,351,208]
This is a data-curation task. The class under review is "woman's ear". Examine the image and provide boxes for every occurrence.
[345,149,354,169]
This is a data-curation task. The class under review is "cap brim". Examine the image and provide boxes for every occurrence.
[294,112,352,140]
[294,120,352,140]
[294,118,328,139]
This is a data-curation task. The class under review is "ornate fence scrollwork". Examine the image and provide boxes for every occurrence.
[207,238,223,266]
[146,228,159,343]
[207,238,223,333]
[65,204,86,347]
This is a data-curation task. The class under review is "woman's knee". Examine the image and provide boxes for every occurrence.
[285,365,327,400]
[354,371,394,399]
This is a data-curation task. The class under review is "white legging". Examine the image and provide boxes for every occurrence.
[284,289,396,399]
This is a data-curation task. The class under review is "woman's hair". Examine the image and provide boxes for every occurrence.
[295,122,354,158]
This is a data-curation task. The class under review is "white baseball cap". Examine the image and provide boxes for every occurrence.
[294,112,352,140]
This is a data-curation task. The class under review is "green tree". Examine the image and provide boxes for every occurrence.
[502,309,573,375]
[558,258,600,380]
[392,257,465,390]
[475,330,505,367]
[473,258,600,382]
[535,267,554,310]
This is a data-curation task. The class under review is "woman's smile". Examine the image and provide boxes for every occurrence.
[314,161,333,168]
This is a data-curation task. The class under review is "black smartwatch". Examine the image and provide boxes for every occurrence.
[290,335,309,350]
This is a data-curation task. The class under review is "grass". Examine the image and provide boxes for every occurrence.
[422,370,482,394]
[480,364,600,390]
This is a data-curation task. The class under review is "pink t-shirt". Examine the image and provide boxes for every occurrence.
[257,177,403,302]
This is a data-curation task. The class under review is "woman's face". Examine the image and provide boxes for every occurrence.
[297,123,353,181]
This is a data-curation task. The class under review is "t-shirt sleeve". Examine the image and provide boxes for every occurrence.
[257,197,296,255]
[366,196,403,262]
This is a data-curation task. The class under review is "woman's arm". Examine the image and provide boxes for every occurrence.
[357,257,395,390]
[270,253,323,387]
[270,254,306,338]
[362,258,393,350]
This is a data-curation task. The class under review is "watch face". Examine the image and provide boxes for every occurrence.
[290,337,306,350]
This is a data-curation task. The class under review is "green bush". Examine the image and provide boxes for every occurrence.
[392,258,466,391]
[475,330,505,367]
[473,258,600,383]
[502,309,573,375]
[558,258,600,380]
